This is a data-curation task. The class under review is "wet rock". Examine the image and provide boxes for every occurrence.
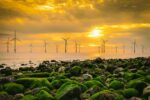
[109,80,124,90]
[143,86,150,99]
[13,93,24,100]
[35,90,54,100]
[123,88,139,98]
[0,65,4,68]
[4,83,24,95]
[58,66,65,73]
[31,88,40,95]
[127,80,147,94]
[90,90,117,100]
[70,66,81,76]
[0,67,12,76]
[114,67,124,73]
[129,97,141,100]
[0,77,15,84]
[56,83,82,100]
[82,74,93,80]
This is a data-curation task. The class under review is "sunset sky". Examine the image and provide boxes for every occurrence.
[0,0,150,54]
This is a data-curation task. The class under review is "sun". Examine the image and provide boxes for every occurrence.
[88,28,103,38]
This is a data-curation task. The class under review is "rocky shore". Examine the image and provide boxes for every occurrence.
[0,57,150,100]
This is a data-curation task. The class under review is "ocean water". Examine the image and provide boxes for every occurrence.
[0,52,149,69]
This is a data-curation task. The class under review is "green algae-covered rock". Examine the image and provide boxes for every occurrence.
[127,80,147,94]
[109,80,124,90]
[84,80,104,89]
[123,88,139,98]
[0,91,8,95]
[16,78,51,89]
[70,66,81,76]
[4,82,24,95]
[145,75,150,83]
[55,83,82,100]
[90,90,117,100]
[124,73,142,81]
[50,80,63,89]
[36,90,54,100]
[21,95,36,100]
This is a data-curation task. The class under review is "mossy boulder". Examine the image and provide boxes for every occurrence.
[16,78,51,89]
[4,82,24,95]
[90,90,117,100]
[124,73,142,81]
[70,66,81,76]
[123,88,139,98]
[21,95,36,100]
[36,90,54,100]
[127,80,147,94]
[109,80,124,90]
[84,80,104,89]
[55,83,82,100]
[145,75,150,83]
[0,67,12,76]
[50,80,64,89]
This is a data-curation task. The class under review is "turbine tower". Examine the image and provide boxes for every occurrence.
[11,30,20,53]
[44,41,48,53]
[75,41,78,53]
[115,46,118,54]
[133,40,136,54]
[101,39,107,54]
[62,38,69,53]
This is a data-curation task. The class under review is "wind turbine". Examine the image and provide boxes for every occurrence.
[62,37,69,53]
[115,46,118,54]
[44,41,48,53]
[75,41,78,53]
[133,40,136,54]
[101,39,108,54]
[11,30,20,53]
[98,46,101,54]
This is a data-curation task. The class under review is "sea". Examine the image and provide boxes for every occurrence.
[0,52,149,69]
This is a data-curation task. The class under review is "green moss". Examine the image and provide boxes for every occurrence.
[70,66,81,76]
[50,80,63,89]
[0,91,8,95]
[55,83,81,100]
[124,72,142,81]
[90,90,117,100]
[4,82,24,95]
[16,78,51,89]
[127,80,147,94]
[123,88,139,98]
[21,95,36,100]
[109,80,124,90]
[84,80,104,89]
[36,90,54,100]
[145,75,150,83]
[116,95,124,100]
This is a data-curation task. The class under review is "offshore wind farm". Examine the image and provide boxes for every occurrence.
[0,0,150,100]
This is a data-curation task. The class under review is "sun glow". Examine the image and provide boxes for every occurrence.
[88,28,103,38]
